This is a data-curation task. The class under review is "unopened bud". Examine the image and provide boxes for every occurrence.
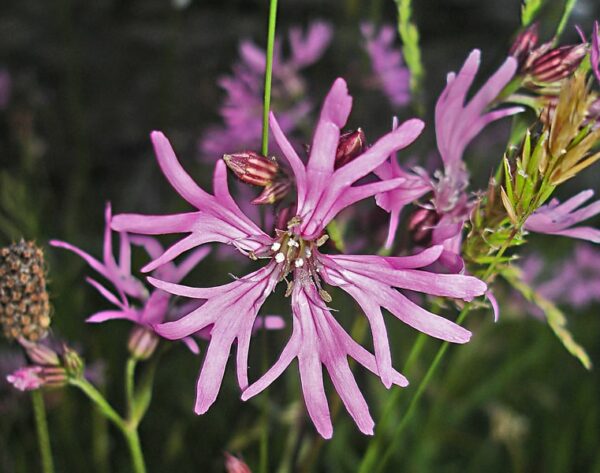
[127,326,159,361]
[225,453,252,473]
[62,345,84,378]
[408,208,440,246]
[19,338,60,366]
[509,23,539,67]
[527,44,588,83]
[40,366,68,388]
[223,152,279,187]
[275,204,296,230]
[334,129,367,169]
[252,180,292,205]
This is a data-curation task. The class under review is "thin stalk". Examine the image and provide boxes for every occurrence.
[261,0,279,156]
[373,306,472,473]
[31,391,55,473]
[259,0,279,471]
[125,358,138,418]
[123,428,147,473]
[357,332,427,473]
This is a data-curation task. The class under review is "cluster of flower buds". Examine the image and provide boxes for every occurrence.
[510,23,588,85]
[5,339,84,391]
[223,129,367,206]
[0,240,51,342]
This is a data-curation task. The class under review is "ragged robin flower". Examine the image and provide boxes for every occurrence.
[112,78,487,438]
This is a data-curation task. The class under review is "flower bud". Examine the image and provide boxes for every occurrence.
[275,204,297,231]
[223,152,279,187]
[127,326,159,361]
[6,366,44,391]
[19,338,60,367]
[527,44,588,83]
[334,128,367,169]
[224,453,252,473]
[40,366,68,388]
[252,180,292,205]
[62,345,84,378]
[408,208,440,246]
[509,23,539,67]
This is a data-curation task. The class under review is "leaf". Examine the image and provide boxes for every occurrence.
[554,0,577,41]
[394,0,424,96]
[521,0,543,26]
[503,267,592,370]
[500,187,518,224]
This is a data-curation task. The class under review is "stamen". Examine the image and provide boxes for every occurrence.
[295,258,304,268]
[304,248,312,258]
[275,253,285,263]
[271,242,281,251]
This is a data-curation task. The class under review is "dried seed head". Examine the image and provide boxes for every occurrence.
[223,151,279,187]
[334,128,367,169]
[0,240,51,342]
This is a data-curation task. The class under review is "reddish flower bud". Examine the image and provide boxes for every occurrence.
[408,208,440,246]
[223,152,279,187]
[40,366,68,388]
[127,326,159,361]
[509,23,539,67]
[19,338,60,366]
[334,128,367,169]
[527,44,588,83]
[274,204,296,230]
[252,180,292,205]
[224,453,252,473]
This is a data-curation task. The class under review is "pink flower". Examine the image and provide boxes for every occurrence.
[524,190,600,243]
[361,23,410,107]
[50,204,211,353]
[6,366,44,392]
[199,21,332,159]
[114,78,487,437]
[376,50,522,262]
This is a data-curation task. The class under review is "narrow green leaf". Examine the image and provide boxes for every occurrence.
[521,0,543,26]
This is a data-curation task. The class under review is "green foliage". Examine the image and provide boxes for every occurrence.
[503,267,592,370]
[521,0,543,26]
[555,0,578,40]
[394,0,424,105]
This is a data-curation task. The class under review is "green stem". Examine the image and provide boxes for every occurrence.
[70,378,146,473]
[125,358,138,418]
[261,0,279,156]
[31,391,55,473]
[357,332,427,473]
[373,306,472,473]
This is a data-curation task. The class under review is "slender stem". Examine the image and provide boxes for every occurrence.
[31,391,55,473]
[124,427,147,473]
[69,378,147,473]
[373,306,472,473]
[358,332,427,473]
[125,357,138,418]
[261,0,279,156]
[69,378,126,431]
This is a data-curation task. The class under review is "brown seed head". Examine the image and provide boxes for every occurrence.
[0,240,51,342]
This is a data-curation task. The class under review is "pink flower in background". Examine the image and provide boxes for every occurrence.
[376,50,522,267]
[524,190,600,243]
[361,23,410,107]
[51,204,211,353]
[114,78,487,437]
[525,245,600,308]
[200,21,332,159]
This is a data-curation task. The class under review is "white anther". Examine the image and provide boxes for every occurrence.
[288,239,299,248]
[271,242,281,251]
[275,252,285,263]
[295,258,304,268]
[304,248,312,258]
